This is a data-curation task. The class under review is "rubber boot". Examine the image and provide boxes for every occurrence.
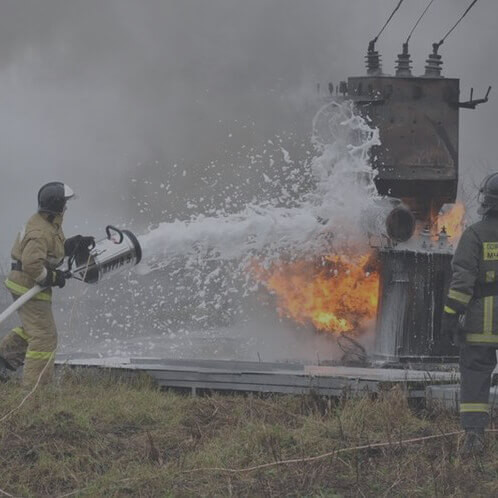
[460,428,485,457]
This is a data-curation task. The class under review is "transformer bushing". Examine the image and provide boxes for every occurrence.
[395,43,412,77]
[425,43,443,77]
[366,40,382,76]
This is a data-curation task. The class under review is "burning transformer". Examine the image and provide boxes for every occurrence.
[326,39,490,363]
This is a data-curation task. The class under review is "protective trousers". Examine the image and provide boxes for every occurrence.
[0,294,57,386]
[459,343,497,429]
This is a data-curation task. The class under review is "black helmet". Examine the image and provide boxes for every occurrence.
[38,182,75,215]
[478,173,498,215]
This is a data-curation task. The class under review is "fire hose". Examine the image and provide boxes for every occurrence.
[0,225,142,327]
[0,285,46,326]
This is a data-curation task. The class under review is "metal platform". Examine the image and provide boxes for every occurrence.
[56,355,461,398]
[426,384,498,412]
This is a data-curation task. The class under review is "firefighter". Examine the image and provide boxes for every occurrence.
[442,172,498,456]
[0,182,94,385]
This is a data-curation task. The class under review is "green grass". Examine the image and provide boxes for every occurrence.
[0,369,496,497]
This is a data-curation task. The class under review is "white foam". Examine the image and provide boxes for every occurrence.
[137,101,381,275]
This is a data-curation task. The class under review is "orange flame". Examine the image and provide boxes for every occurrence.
[437,202,465,239]
[253,253,379,333]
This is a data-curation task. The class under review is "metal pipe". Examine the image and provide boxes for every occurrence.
[385,205,416,242]
[361,201,416,244]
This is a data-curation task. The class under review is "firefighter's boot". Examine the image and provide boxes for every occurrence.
[460,429,485,457]
[0,356,14,382]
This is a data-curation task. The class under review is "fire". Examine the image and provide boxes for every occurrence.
[438,202,465,239]
[253,253,379,333]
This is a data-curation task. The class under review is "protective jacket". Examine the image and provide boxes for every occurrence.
[5,212,65,301]
[445,214,498,345]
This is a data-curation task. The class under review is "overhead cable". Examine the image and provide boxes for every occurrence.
[406,0,436,44]
[372,0,405,44]
[437,0,479,48]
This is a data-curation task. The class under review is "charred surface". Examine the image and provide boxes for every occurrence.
[347,75,459,225]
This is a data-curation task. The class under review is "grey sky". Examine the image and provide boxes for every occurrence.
[0,0,495,253]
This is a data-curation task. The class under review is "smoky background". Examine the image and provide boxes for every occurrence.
[0,0,495,360]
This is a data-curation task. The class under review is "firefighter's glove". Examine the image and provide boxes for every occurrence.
[65,235,95,258]
[40,269,68,289]
[65,235,95,267]
[441,312,461,346]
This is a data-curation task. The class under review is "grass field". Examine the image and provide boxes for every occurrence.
[0,369,497,497]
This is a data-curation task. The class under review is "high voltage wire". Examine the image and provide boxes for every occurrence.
[436,0,480,48]
[370,0,480,50]
[372,0,405,45]
[406,0,436,44]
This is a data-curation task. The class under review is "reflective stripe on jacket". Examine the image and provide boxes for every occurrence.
[5,212,65,298]
[446,215,498,345]
[5,279,52,302]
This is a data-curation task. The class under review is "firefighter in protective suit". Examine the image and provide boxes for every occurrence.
[0,182,94,386]
[442,172,498,456]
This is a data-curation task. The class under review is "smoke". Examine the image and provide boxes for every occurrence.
[0,1,495,244]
